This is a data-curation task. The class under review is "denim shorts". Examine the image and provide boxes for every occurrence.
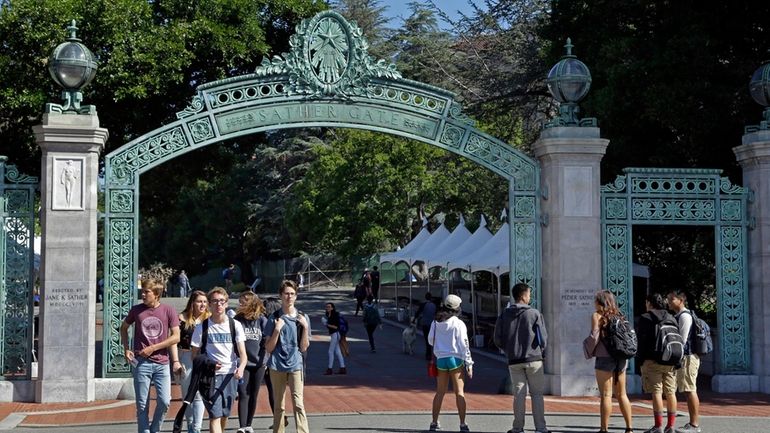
[204,373,237,418]
[436,356,464,371]
[594,356,627,373]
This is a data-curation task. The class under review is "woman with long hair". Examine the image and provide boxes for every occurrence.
[427,294,473,432]
[233,291,269,433]
[323,302,346,375]
[583,290,634,433]
[178,290,210,433]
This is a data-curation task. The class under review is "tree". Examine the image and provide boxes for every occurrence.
[544,0,770,181]
[285,129,507,259]
[331,0,394,59]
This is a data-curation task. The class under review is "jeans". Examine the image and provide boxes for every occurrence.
[180,350,203,433]
[133,358,171,433]
[269,369,309,433]
[328,332,345,368]
[508,360,547,432]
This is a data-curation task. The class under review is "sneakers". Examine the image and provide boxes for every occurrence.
[506,429,524,433]
[643,427,663,433]
[324,368,333,375]
[676,424,701,433]
[337,367,347,374]
[459,423,470,432]
[429,421,441,431]
[664,428,675,433]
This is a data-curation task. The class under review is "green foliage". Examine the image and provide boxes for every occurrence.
[285,129,507,258]
[544,0,770,181]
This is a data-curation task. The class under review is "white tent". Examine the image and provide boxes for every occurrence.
[403,223,451,267]
[420,215,472,270]
[457,222,510,274]
[444,215,494,271]
[379,219,431,265]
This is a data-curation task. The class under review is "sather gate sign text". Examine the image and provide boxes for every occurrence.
[102,11,541,376]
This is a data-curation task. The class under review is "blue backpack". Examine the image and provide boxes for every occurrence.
[338,314,349,335]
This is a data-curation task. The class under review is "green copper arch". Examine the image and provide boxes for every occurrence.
[102,10,541,376]
[601,168,751,374]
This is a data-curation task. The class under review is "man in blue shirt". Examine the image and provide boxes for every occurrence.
[265,280,310,433]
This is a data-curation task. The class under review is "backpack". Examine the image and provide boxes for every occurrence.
[602,315,638,360]
[653,313,685,365]
[685,310,713,355]
[272,309,306,345]
[198,317,237,402]
[338,314,349,335]
[200,317,237,356]
[363,305,380,326]
[221,268,229,279]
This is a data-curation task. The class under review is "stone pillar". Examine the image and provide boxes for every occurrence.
[532,126,611,396]
[731,130,770,394]
[33,113,108,402]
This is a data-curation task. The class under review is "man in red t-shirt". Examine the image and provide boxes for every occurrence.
[120,278,182,433]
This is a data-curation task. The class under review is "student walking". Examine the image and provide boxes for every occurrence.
[637,293,681,433]
[362,296,381,352]
[667,290,702,433]
[265,280,311,433]
[178,290,210,433]
[427,294,473,432]
[190,287,248,433]
[322,302,347,375]
[583,290,634,433]
[120,278,182,433]
[494,283,549,433]
[415,292,438,360]
[234,291,270,433]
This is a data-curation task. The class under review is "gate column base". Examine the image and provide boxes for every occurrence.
[711,374,760,393]
[36,379,95,403]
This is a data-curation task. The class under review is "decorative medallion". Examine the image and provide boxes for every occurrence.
[254,11,401,98]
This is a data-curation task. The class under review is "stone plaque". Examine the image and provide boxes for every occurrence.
[52,157,85,211]
[563,166,592,216]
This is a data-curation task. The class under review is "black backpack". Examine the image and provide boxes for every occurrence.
[684,310,713,355]
[197,317,237,402]
[653,313,685,365]
[602,315,638,360]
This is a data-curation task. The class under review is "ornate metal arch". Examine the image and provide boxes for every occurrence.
[102,10,541,376]
[601,168,751,373]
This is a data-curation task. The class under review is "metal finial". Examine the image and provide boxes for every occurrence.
[564,38,574,56]
[66,20,80,42]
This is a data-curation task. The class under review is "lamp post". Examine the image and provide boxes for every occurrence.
[747,59,770,133]
[46,20,98,114]
[544,38,596,128]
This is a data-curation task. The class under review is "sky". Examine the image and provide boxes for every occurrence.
[378,0,479,27]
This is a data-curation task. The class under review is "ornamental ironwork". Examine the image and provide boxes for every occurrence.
[601,167,751,373]
[102,10,542,377]
[0,156,38,379]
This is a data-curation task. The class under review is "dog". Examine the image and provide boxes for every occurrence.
[402,323,417,355]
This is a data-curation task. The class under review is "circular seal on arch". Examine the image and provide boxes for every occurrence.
[306,12,353,88]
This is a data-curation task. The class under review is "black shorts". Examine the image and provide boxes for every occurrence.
[595,356,627,373]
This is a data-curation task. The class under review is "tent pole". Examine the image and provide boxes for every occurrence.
[470,266,476,342]
[496,268,502,318]
[408,260,412,321]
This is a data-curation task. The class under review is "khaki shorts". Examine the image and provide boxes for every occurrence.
[676,354,700,392]
[641,359,676,395]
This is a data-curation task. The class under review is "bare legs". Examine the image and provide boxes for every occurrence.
[595,369,633,431]
[431,368,466,426]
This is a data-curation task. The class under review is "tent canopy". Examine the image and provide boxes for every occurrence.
[452,222,509,274]
[379,218,431,265]
[421,215,472,269]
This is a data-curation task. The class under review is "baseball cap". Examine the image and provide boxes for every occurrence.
[443,294,462,310]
